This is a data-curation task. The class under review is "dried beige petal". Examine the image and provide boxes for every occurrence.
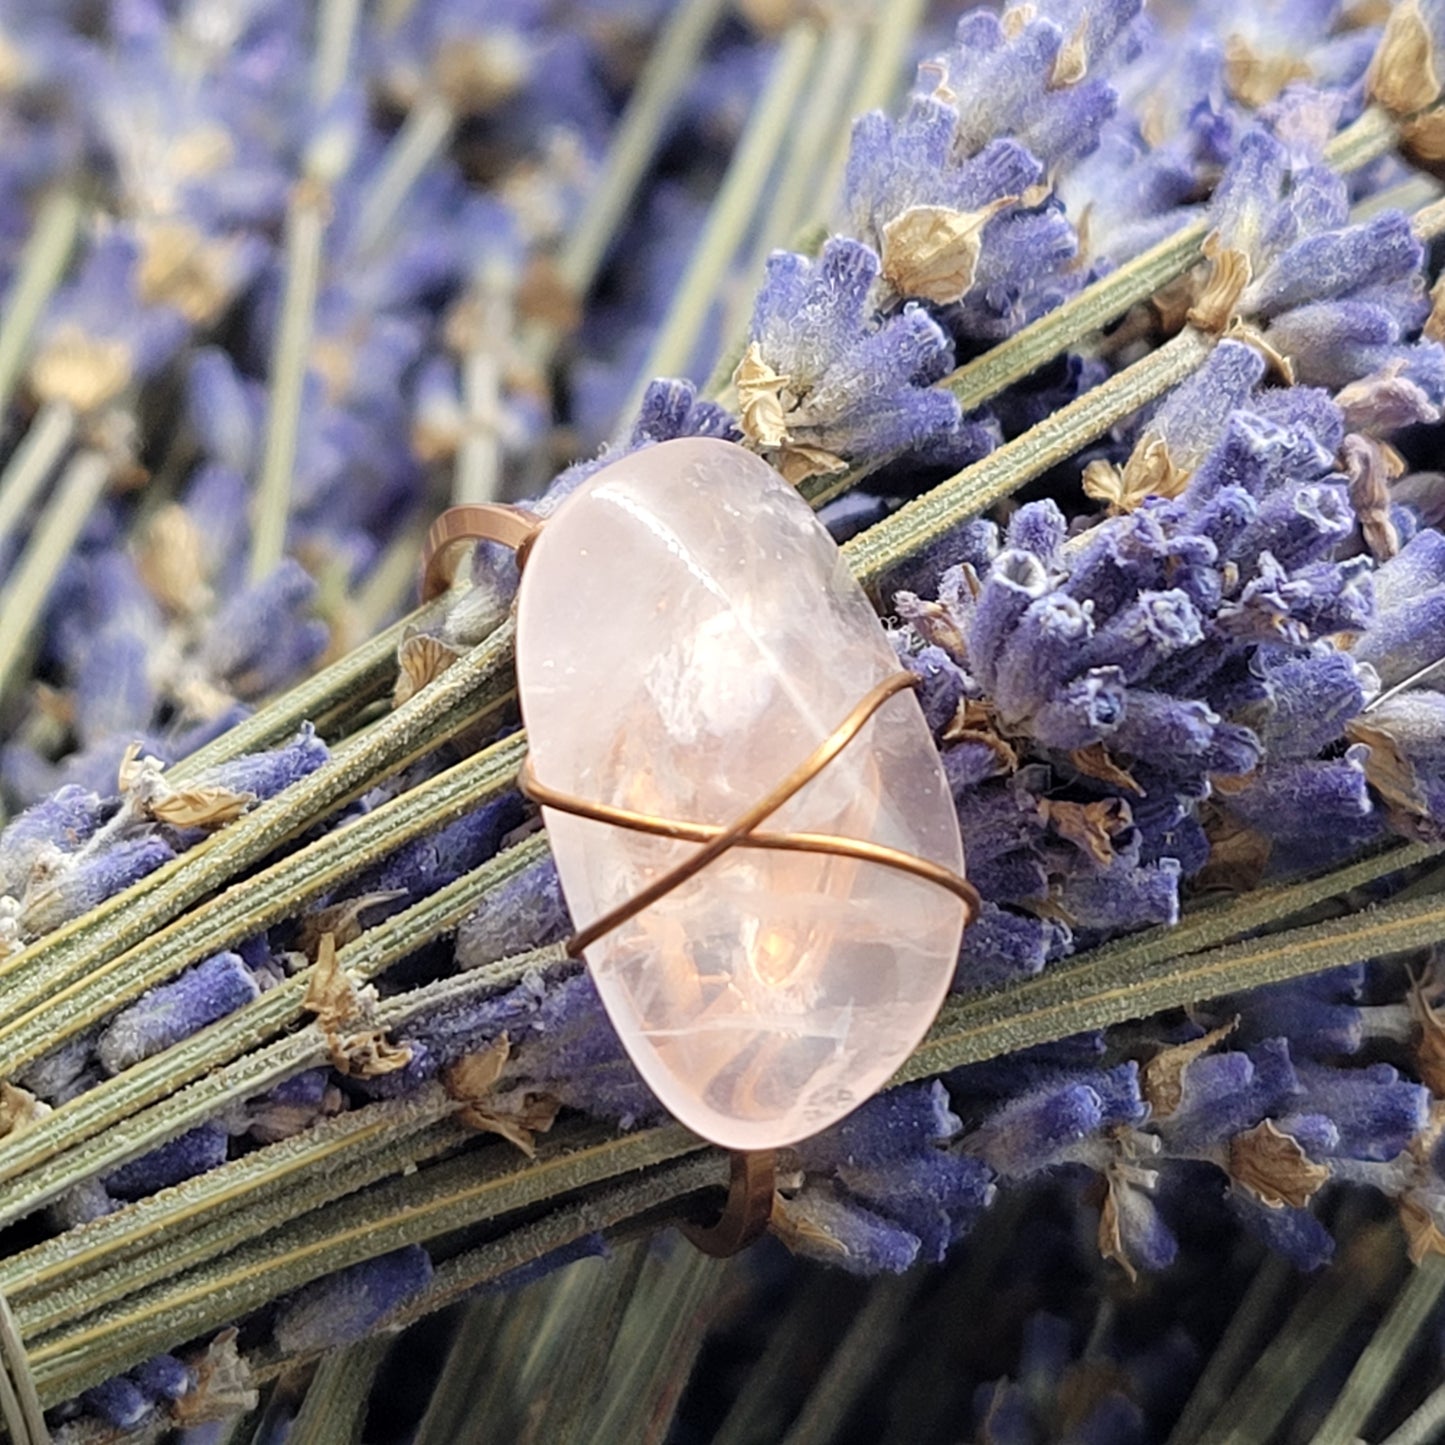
[135,502,213,615]
[1097,1176,1137,1282]
[1229,1119,1330,1209]
[1223,35,1313,107]
[1141,1018,1239,1121]
[395,633,464,707]
[1346,714,1430,821]
[1197,807,1273,892]
[1428,272,1445,343]
[1400,1193,1445,1264]
[1401,106,1445,174]
[303,933,413,1077]
[1084,433,1187,514]
[734,342,792,450]
[1227,319,1297,384]
[173,1330,258,1425]
[1068,743,1143,795]
[1000,5,1037,39]
[1187,232,1253,334]
[1409,978,1445,1095]
[1050,18,1089,87]
[880,199,1015,305]
[0,1081,49,1139]
[443,1037,560,1155]
[137,220,242,326]
[1040,797,1132,866]
[769,1197,851,1258]
[1367,0,1442,115]
[31,324,133,413]
[1341,432,1404,561]
[774,442,848,487]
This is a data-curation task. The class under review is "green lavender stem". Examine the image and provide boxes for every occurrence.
[29,1125,709,1402]
[0,449,110,708]
[1311,1255,1445,1445]
[0,845,555,1229]
[553,0,729,305]
[614,21,822,436]
[0,189,83,418]
[0,400,74,558]
[0,730,529,1079]
[354,94,455,257]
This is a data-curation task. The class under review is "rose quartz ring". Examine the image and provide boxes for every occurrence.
[506,437,974,1151]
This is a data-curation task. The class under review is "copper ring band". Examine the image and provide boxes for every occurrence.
[680,1149,778,1257]
[418,503,543,602]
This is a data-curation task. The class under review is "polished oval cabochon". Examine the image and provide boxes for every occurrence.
[515,437,967,1149]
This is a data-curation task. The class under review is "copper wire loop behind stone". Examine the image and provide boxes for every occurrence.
[418,502,542,601]
[0,1289,49,1445]
[681,1148,779,1257]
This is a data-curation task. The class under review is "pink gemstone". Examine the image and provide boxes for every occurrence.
[515,437,967,1149]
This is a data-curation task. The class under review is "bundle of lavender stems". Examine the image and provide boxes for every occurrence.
[13,0,1445,1440]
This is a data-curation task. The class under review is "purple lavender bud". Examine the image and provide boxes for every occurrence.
[970,1082,1106,1178]
[81,1376,153,1431]
[992,594,1094,724]
[1161,1041,1301,1152]
[779,1185,920,1274]
[1230,986,1363,1060]
[1273,1113,1341,1158]
[1153,342,1267,466]
[199,559,327,699]
[1255,649,1368,760]
[898,644,967,735]
[0,784,104,897]
[1245,212,1422,318]
[454,852,572,968]
[968,550,1051,693]
[1057,859,1180,935]
[1031,668,1128,751]
[132,1354,193,1403]
[1293,1061,1429,1160]
[971,1382,1035,1445]
[272,1246,433,1354]
[98,951,261,1074]
[629,378,740,448]
[22,834,176,936]
[1227,1192,1334,1271]
[796,1081,959,1171]
[199,725,329,802]
[105,1123,229,1200]
[1108,1173,1180,1273]
[839,1150,995,1261]
[955,903,1065,992]
[1226,751,1373,845]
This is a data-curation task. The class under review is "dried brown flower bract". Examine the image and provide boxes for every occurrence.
[1187,231,1253,334]
[1141,1018,1239,1121]
[394,633,464,707]
[1083,432,1186,514]
[303,933,413,1078]
[119,742,255,830]
[879,198,1016,307]
[442,1034,560,1156]
[1367,0,1442,115]
[1228,1119,1330,1209]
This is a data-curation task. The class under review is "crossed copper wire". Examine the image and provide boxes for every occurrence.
[420,503,981,1253]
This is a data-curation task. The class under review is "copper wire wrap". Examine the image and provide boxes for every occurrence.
[418,503,543,601]
[418,507,981,1257]
[520,671,981,958]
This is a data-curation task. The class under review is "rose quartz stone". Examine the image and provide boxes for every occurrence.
[516,437,967,1149]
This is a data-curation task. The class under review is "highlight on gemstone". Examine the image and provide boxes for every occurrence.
[515,437,969,1150]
